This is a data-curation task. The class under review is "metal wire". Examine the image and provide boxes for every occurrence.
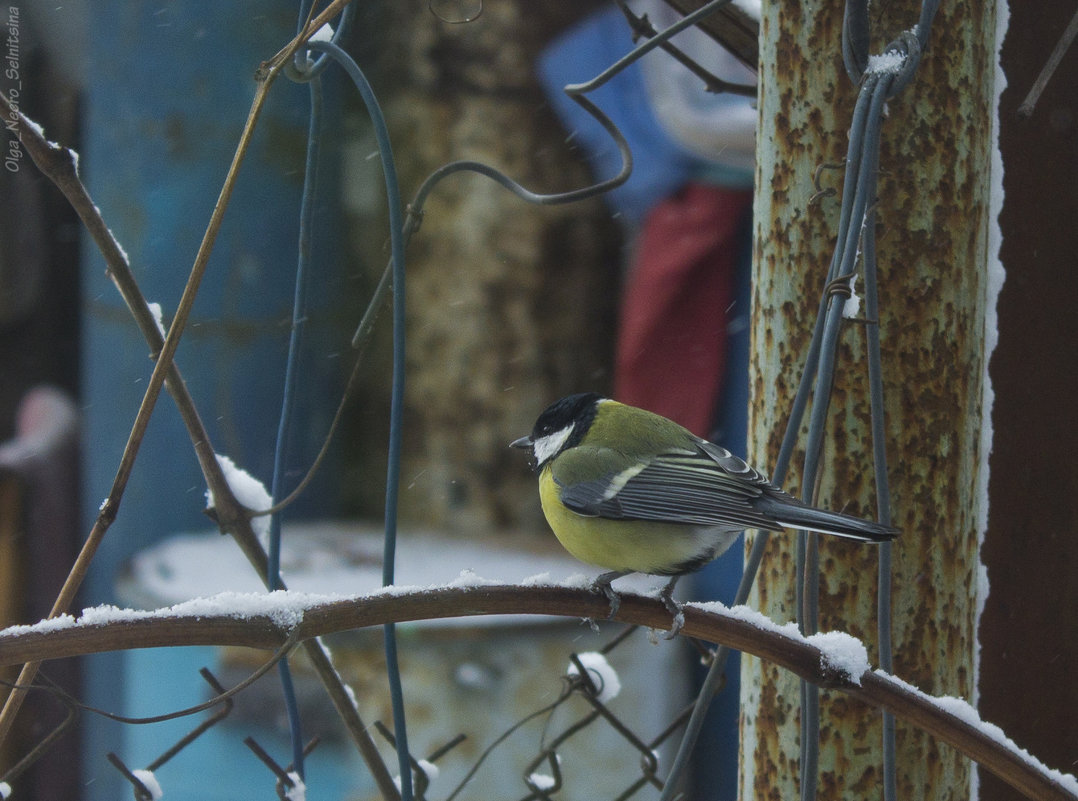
[106,752,158,801]
[794,72,888,799]
[243,735,321,799]
[613,0,756,97]
[332,19,743,793]
[659,4,940,798]
[1,2,940,796]
[792,2,940,795]
[279,11,663,796]
[1016,4,1078,117]
[290,0,355,80]
[144,669,234,772]
[303,35,415,801]
[430,625,700,801]
[268,55,323,787]
[0,688,78,787]
[266,0,360,777]
[373,722,468,801]
[564,0,733,97]
[266,8,734,789]
[104,669,236,799]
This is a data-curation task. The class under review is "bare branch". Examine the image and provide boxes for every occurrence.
[1,586,1074,801]
[0,70,399,801]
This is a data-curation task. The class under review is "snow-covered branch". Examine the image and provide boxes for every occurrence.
[1,582,1074,801]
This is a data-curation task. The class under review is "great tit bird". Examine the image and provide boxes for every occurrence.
[511,393,897,628]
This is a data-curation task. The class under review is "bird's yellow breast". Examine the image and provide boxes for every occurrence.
[539,465,718,575]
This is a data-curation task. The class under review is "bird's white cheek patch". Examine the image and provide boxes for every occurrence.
[533,424,574,466]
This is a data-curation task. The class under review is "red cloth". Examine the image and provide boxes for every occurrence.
[614,183,752,437]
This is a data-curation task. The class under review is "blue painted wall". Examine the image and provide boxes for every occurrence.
[80,6,343,798]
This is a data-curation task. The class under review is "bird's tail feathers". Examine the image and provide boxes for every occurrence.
[756,498,898,542]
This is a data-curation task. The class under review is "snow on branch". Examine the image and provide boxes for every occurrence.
[0,582,1074,801]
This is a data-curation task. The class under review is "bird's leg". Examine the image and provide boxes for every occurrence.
[592,571,628,619]
[659,576,685,639]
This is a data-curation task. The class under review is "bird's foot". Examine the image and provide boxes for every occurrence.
[592,571,628,619]
[660,576,684,639]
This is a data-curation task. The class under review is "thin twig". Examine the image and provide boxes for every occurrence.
[0,80,273,746]
[1017,5,1078,118]
[0,57,399,801]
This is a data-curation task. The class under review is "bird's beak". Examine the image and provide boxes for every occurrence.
[510,436,532,450]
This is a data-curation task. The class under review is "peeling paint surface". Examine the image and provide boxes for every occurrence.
[742,1,996,799]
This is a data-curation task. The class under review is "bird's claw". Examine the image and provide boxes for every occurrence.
[660,577,684,639]
[590,572,684,636]
[598,582,621,619]
[663,600,685,639]
[592,571,627,620]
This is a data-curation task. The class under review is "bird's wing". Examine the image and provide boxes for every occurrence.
[552,442,785,532]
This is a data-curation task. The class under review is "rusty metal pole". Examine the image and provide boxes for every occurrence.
[741,1,997,799]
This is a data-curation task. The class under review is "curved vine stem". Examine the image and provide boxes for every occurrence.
[1,585,1074,801]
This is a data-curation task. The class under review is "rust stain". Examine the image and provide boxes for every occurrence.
[744,0,995,797]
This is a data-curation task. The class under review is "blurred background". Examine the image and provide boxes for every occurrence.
[2,2,1076,800]
[0,2,756,799]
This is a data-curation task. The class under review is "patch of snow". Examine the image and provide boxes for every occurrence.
[417,760,439,783]
[695,602,869,683]
[806,630,869,685]
[132,769,163,800]
[0,590,344,640]
[521,571,553,586]
[842,272,861,319]
[308,22,334,43]
[454,662,493,690]
[881,671,1078,795]
[205,454,272,539]
[867,51,907,74]
[284,772,305,801]
[447,569,500,588]
[562,573,598,590]
[528,772,557,791]
[147,302,167,337]
[975,0,1010,698]
[694,600,802,639]
[568,652,621,702]
[0,613,78,637]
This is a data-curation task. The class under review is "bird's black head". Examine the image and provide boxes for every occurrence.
[511,392,602,470]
